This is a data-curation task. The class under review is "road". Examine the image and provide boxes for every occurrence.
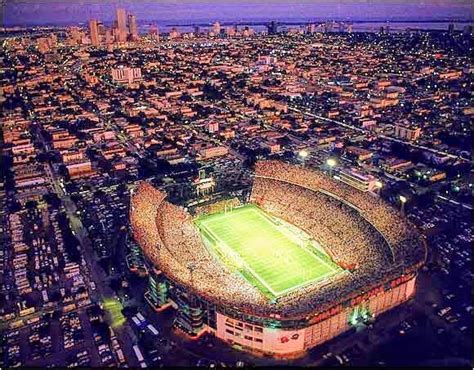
[289,106,473,210]
[436,194,472,210]
[35,127,140,367]
[69,89,146,160]
[289,106,470,163]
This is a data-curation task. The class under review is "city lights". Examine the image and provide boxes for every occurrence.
[326,158,337,168]
[131,162,426,357]
[298,149,309,159]
[1,1,471,366]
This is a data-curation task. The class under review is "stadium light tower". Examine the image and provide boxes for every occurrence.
[399,195,407,216]
[374,180,383,196]
[299,149,309,167]
[326,157,337,167]
[326,157,337,176]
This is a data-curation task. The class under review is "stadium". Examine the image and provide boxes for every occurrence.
[130,160,427,357]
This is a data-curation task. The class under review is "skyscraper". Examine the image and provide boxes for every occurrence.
[89,19,99,46]
[212,22,221,35]
[68,27,83,45]
[116,8,127,42]
[448,23,455,35]
[267,21,278,35]
[149,25,160,41]
[97,22,105,36]
[169,27,180,39]
[128,14,138,40]
[105,29,114,45]
[225,27,235,37]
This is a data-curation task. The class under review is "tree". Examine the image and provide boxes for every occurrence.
[43,192,61,208]
[25,200,38,209]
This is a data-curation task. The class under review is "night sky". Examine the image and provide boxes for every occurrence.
[2,1,473,26]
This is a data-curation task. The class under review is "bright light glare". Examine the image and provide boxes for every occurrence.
[326,158,337,167]
[299,150,309,159]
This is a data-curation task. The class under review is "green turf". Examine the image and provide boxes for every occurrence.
[195,204,342,298]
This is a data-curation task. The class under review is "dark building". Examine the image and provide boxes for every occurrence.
[267,21,278,35]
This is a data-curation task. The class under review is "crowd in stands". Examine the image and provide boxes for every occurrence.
[251,177,390,269]
[193,197,241,216]
[254,161,425,268]
[131,182,269,316]
[130,160,426,320]
[129,182,166,262]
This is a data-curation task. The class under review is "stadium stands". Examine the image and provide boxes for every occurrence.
[130,161,426,320]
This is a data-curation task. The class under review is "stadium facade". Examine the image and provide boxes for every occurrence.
[131,161,426,358]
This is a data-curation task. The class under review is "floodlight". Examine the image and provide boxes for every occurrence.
[299,150,309,159]
[326,158,337,167]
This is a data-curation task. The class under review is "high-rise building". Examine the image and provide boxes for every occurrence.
[116,8,127,42]
[212,22,221,35]
[37,34,57,53]
[206,121,219,133]
[128,14,138,40]
[324,22,333,33]
[307,23,316,34]
[149,25,160,41]
[97,22,106,36]
[448,23,455,35]
[89,19,100,46]
[267,20,278,35]
[243,26,254,37]
[105,29,114,45]
[37,38,51,53]
[68,27,83,45]
[169,27,180,39]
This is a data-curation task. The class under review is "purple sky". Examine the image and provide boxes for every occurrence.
[3,1,473,26]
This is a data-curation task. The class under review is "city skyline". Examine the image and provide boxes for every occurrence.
[2,0,473,27]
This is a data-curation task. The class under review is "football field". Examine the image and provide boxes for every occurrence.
[195,204,342,298]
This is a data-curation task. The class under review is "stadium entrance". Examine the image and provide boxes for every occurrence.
[348,305,374,330]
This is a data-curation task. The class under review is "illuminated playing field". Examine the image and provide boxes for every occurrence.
[195,205,343,298]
